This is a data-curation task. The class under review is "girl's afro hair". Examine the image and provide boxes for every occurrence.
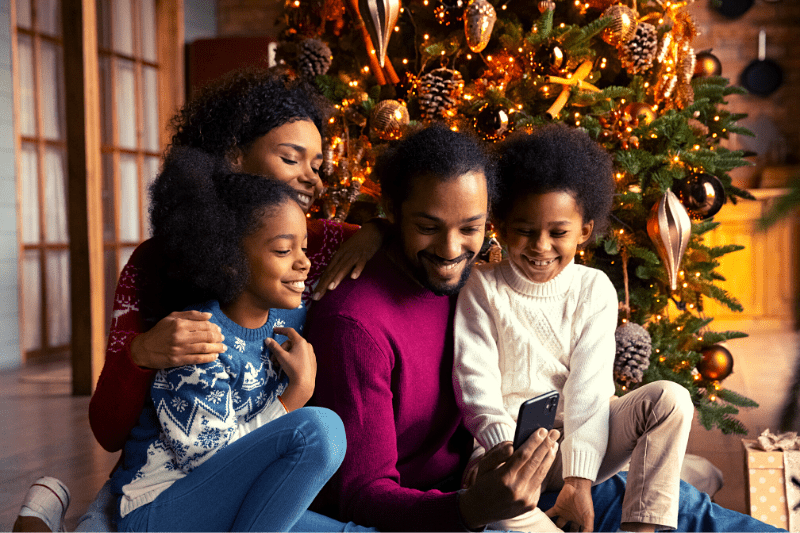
[495,123,615,239]
[149,147,301,304]
[168,68,328,161]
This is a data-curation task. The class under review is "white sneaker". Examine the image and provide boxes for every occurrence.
[17,477,71,532]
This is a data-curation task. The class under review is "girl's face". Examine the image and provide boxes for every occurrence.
[231,119,324,213]
[500,191,593,284]
[238,200,311,315]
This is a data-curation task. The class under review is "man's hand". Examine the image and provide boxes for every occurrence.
[545,476,595,532]
[312,220,384,300]
[130,311,225,369]
[267,327,317,411]
[461,450,484,489]
[458,428,560,530]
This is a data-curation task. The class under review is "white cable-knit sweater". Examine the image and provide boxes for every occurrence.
[453,258,618,482]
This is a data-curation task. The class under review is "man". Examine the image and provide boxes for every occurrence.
[306,124,560,532]
[305,123,784,533]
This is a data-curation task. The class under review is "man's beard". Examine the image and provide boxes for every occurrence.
[413,251,476,296]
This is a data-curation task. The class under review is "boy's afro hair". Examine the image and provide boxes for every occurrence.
[495,123,615,239]
[374,122,497,215]
[168,68,328,160]
[149,147,300,304]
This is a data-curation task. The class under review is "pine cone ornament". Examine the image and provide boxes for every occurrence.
[621,22,658,75]
[417,68,464,120]
[298,38,333,81]
[614,322,652,386]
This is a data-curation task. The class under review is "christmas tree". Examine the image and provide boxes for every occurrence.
[278,0,759,434]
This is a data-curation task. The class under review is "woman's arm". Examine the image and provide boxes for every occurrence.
[308,218,387,301]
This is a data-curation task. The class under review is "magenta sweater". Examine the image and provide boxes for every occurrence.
[306,249,473,532]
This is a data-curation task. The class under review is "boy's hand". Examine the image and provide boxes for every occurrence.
[545,476,595,532]
[266,327,316,411]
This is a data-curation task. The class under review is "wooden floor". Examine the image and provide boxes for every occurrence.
[0,357,119,531]
[0,328,798,531]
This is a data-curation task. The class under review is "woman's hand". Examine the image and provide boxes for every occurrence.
[267,326,317,411]
[312,220,385,300]
[130,310,226,369]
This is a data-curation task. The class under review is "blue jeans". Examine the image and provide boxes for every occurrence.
[538,472,785,532]
[113,407,372,532]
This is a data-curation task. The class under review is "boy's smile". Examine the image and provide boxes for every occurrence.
[500,191,593,284]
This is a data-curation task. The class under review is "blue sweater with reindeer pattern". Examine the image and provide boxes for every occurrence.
[110,299,306,519]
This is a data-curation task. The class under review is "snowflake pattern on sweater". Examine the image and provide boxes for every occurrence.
[112,299,306,518]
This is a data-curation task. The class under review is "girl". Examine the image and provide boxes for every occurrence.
[110,148,345,532]
[453,124,694,532]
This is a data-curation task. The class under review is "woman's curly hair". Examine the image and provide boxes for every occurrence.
[168,68,327,160]
[495,123,615,240]
[150,147,301,305]
[375,123,498,216]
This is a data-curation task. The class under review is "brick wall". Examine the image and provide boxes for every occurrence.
[216,0,284,37]
[689,0,800,188]
[216,1,800,188]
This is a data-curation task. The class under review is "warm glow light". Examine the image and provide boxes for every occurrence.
[402,58,408,64]
[424,34,429,40]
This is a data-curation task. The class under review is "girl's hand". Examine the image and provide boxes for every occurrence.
[267,326,317,411]
[130,311,226,369]
[312,220,385,300]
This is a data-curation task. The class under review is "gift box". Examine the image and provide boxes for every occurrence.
[742,430,800,531]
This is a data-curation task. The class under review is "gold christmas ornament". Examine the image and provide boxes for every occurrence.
[358,0,400,66]
[646,190,692,291]
[622,102,656,126]
[600,4,638,47]
[370,99,410,140]
[538,0,556,12]
[697,344,734,382]
[464,0,497,53]
[694,50,722,78]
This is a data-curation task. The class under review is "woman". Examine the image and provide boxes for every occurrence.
[91,69,384,453]
[15,69,383,533]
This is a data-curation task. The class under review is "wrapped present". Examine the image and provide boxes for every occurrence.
[743,429,800,531]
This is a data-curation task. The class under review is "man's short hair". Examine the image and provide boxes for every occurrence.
[374,123,497,215]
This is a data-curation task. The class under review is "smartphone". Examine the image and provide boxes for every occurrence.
[512,391,560,450]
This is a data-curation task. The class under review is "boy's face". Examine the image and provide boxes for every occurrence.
[391,170,488,296]
[500,191,593,284]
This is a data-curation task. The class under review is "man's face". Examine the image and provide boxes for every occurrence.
[394,170,488,296]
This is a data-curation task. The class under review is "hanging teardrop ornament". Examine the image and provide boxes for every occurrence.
[464,0,497,53]
[646,190,692,291]
[358,0,401,67]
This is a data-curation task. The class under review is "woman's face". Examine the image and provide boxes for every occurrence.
[231,119,324,213]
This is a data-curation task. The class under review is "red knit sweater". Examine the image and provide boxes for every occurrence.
[89,218,359,453]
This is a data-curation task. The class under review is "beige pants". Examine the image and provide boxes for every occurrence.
[486,381,694,532]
